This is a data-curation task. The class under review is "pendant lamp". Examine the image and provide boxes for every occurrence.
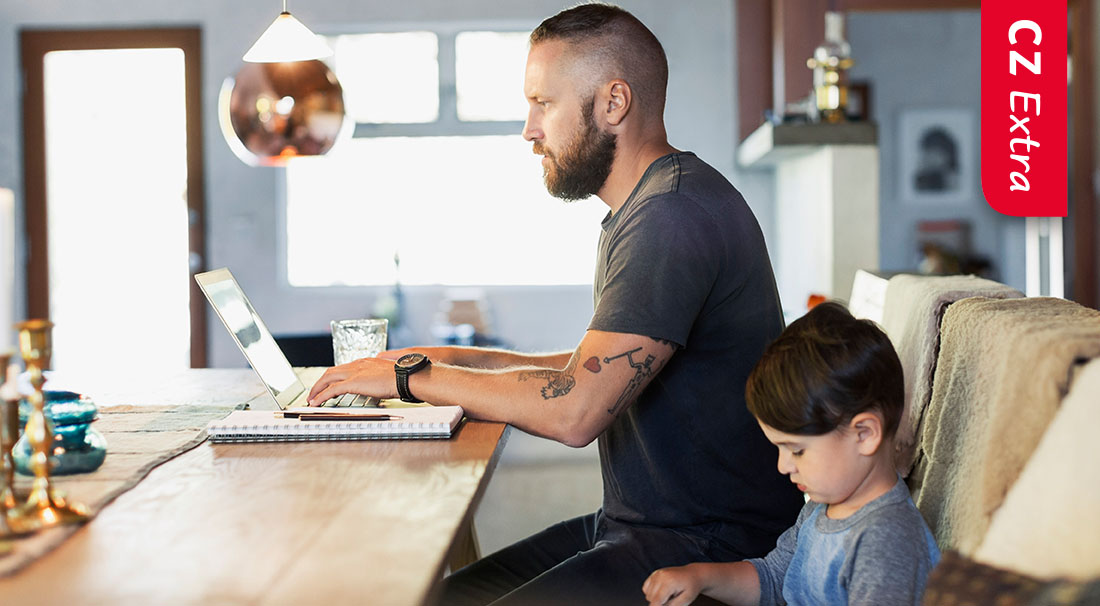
[243,4,333,63]
[219,1,349,166]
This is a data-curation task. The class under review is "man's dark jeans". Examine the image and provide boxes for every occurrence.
[437,511,734,606]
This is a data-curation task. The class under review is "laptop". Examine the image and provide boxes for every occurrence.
[195,267,379,410]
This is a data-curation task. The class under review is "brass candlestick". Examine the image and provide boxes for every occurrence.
[7,320,88,530]
[0,351,20,541]
[806,11,854,123]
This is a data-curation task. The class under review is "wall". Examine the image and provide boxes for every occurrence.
[773,145,879,309]
[0,0,763,365]
[847,9,1026,292]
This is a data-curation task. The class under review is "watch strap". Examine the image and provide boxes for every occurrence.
[395,368,422,403]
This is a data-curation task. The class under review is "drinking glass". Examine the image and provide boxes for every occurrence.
[331,318,388,365]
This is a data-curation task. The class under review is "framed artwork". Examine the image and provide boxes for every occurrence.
[898,108,975,204]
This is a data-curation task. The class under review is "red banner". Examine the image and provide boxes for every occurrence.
[981,0,1067,217]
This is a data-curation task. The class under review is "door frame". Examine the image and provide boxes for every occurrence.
[20,28,207,366]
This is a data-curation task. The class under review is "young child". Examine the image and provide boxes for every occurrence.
[642,302,940,606]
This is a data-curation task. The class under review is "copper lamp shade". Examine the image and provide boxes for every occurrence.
[219,60,349,166]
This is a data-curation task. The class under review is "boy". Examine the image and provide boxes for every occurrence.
[643,302,940,606]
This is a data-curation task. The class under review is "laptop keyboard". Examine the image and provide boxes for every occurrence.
[321,393,373,407]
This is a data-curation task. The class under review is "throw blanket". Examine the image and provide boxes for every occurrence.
[880,274,1023,476]
[913,297,1100,554]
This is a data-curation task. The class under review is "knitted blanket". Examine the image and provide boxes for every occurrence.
[880,274,1023,476]
[912,297,1100,554]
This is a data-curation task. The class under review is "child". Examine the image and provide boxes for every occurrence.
[642,302,940,606]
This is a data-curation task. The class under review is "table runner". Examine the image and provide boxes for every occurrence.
[0,404,238,577]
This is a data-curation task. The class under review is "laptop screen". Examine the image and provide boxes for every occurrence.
[195,268,304,409]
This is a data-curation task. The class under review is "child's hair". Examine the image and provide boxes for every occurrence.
[746,301,903,438]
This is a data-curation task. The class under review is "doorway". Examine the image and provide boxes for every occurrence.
[21,28,206,372]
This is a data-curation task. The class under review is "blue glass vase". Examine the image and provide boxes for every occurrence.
[14,390,107,475]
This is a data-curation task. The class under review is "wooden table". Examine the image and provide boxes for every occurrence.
[0,369,509,605]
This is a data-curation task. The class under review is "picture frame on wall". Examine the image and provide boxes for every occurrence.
[898,108,975,204]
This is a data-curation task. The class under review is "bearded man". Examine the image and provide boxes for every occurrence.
[309,4,803,604]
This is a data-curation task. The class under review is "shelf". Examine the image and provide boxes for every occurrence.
[737,121,878,168]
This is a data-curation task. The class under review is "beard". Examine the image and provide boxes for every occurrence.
[535,99,617,201]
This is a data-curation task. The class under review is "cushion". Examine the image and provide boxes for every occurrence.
[974,358,1100,580]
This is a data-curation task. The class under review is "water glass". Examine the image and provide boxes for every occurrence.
[331,318,388,365]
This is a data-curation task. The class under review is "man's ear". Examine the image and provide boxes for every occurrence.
[848,412,884,456]
[603,79,631,126]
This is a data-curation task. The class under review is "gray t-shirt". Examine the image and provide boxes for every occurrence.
[589,152,803,558]
[748,477,941,606]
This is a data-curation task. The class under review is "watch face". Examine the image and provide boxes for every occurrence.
[396,352,427,369]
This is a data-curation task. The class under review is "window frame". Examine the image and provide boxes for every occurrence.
[21,27,207,366]
[336,22,530,138]
[279,20,565,292]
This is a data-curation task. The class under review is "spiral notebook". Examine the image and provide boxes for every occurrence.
[206,406,464,443]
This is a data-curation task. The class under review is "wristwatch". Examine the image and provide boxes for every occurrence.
[394,352,431,403]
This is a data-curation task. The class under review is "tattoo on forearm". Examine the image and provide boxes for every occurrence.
[518,355,578,400]
[602,347,659,416]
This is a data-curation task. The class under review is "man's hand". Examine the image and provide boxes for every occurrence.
[307,357,401,405]
[643,564,705,606]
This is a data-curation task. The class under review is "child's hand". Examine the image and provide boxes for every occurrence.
[642,564,704,606]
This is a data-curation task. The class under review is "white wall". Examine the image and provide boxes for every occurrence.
[773,145,879,309]
[0,0,756,366]
[847,10,1026,292]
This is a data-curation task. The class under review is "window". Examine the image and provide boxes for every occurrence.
[334,32,439,124]
[455,32,529,122]
[21,29,205,372]
[286,28,607,287]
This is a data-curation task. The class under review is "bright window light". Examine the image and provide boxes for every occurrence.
[44,48,191,374]
[333,32,439,123]
[455,31,529,122]
[288,29,601,288]
[285,136,606,287]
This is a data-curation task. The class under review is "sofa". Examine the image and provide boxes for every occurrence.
[849,271,1100,605]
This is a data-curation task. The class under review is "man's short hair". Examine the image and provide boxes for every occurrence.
[530,3,668,117]
[745,301,904,439]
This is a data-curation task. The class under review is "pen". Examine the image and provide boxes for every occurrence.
[278,412,404,421]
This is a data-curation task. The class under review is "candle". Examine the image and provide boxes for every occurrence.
[0,188,13,353]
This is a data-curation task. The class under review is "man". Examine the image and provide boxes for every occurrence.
[308,4,803,604]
